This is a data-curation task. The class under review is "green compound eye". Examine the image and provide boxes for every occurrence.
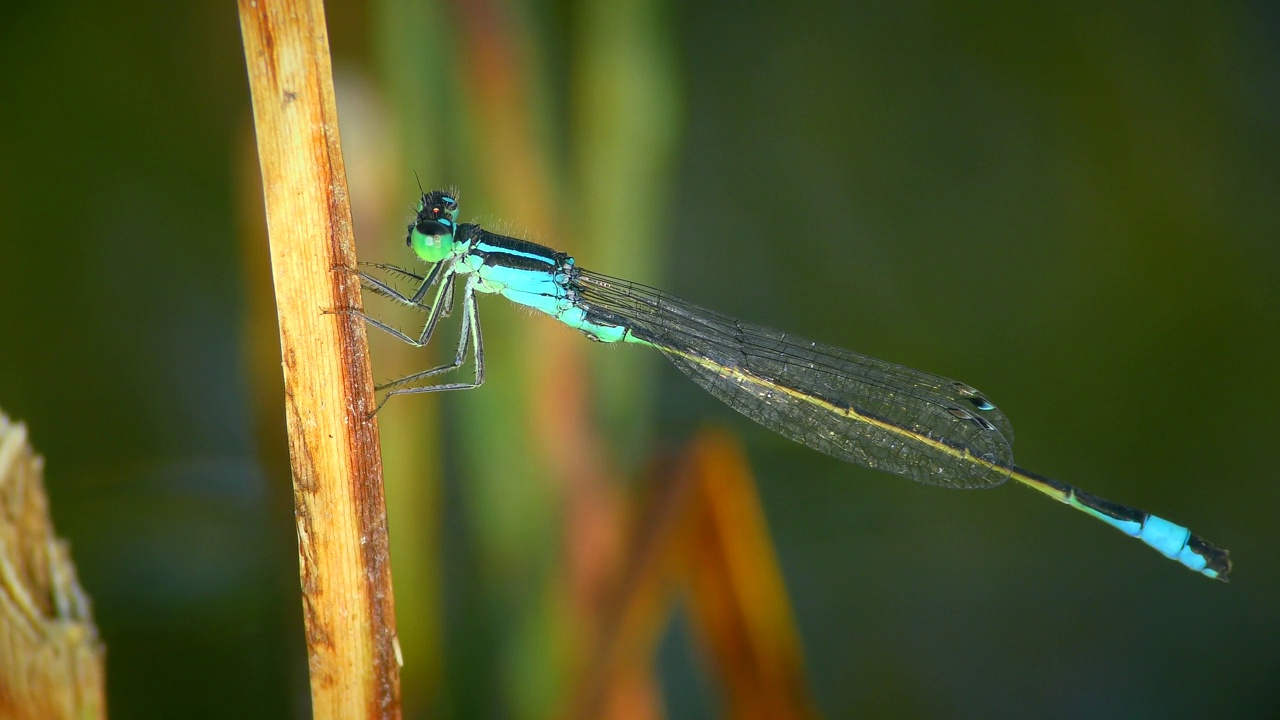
[407,220,454,262]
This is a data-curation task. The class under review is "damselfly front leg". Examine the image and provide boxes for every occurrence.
[358,265,456,348]
[357,261,452,316]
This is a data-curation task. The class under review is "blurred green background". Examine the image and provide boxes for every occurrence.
[2,1,1278,718]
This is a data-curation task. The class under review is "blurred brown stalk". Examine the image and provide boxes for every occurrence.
[0,413,104,720]
[577,428,818,720]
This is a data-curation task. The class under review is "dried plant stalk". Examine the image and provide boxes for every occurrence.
[0,413,104,720]
[238,0,401,717]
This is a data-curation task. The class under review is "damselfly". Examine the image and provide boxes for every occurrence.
[353,189,1231,581]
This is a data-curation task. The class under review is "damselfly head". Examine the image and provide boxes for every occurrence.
[406,189,461,262]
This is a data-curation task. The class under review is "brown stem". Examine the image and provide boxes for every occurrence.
[237,2,401,717]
